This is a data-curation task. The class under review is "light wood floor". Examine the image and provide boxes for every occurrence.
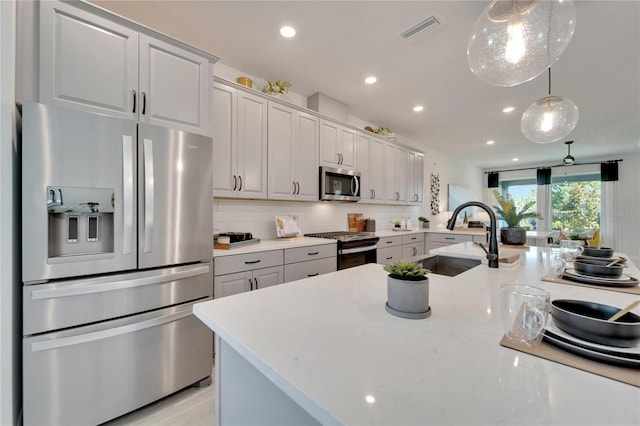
[101,371,216,426]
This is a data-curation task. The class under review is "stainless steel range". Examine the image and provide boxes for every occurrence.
[305,231,379,270]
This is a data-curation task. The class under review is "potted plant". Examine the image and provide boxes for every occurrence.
[418,216,430,229]
[492,189,542,245]
[383,261,431,319]
[262,80,291,95]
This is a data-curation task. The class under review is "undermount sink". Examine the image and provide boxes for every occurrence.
[419,255,481,277]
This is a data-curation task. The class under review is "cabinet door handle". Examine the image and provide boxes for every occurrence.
[413,247,417,256]
[296,181,300,195]
[142,92,147,115]
[248,278,254,291]
[373,189,376,199]
[132,90,137,114]
[396,192,400,201]
[254,277,259,289]
[307,273,319,277]
[238,175,243,191]
[292,181,296,195]
[307,251,319,256]
[244,259,261,265]
[232,175,237,191]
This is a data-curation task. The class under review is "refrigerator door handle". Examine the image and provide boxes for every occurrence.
[30,264,211,300]
[143,138,154,253]
[30,307,194,352]
[122,135,134,255]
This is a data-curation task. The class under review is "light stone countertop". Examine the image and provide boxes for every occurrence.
[194,246,640,425]
[213,236,336,258]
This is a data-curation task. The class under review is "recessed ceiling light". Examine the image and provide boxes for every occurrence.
[280,26,296,38]
[502,106,515,113]
[512,157,519,162]
[413,105,424,112]
[365,76,377,84]
[486,140,495,145]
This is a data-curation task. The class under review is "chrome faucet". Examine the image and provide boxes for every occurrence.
[447,201,499,268]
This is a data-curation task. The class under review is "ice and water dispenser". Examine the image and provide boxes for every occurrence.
[47,186,115,258]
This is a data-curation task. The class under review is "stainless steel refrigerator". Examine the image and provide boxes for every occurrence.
[21,102,214,426]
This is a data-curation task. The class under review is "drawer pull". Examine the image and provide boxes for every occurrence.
[445,237,455,240]
[386,240,393,244]
[307,273,319,277]
[244,259,261,265]
[411,237,417,240]
[386,256,393,260]
[307,251,319,256]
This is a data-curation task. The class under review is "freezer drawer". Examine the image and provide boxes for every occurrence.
[23,302,213,426]
[23,262,213,335]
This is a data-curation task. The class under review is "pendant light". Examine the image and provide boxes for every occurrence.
[520,68,579,144]
[467,0,576,87]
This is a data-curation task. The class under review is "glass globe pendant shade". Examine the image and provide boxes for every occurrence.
[467,0,576,87]
[520,95,579,143]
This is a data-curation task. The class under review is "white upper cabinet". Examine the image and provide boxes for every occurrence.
[319,120,356,169]
[39,1,137,118]
[407,151,424,205]
[212,82,268,199]
[357,132,385,204]
[385,142,408,204]
[268,102,319,201]
[38,1,212,135]
[138,34,209,134]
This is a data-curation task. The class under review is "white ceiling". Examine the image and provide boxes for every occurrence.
[94,0,640,169]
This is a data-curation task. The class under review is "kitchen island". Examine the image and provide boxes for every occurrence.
[194,246,640,425]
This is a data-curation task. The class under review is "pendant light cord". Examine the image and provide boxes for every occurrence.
[548,67,551,95]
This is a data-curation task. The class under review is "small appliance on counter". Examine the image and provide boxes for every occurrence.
[214,232,260,249]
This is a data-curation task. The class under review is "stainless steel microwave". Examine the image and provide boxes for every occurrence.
[319,166,361,202]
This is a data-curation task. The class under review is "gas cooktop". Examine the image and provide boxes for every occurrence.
[305,231,378,243]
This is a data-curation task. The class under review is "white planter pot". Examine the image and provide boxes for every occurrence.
[386,276,431,319]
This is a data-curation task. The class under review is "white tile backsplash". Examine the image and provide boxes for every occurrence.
[214,199,422,239]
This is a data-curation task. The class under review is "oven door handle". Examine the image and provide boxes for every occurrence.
[339,245,377,255]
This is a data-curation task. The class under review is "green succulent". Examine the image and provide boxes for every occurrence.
[492,189,542,228]
[384,261,429,281]
[418,216,429,222]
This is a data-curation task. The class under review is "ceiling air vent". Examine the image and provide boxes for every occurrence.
[401,15,443,43]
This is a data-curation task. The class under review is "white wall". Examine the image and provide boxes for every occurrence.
[0,1,21,424]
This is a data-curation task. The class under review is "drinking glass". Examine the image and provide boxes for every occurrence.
[560,240,584,262]
[538,247,566,280]
[500,284,550,347]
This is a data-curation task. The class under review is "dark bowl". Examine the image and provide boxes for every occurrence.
[582,246,614,258]
[573,260,623,278]
[550,299,640,347]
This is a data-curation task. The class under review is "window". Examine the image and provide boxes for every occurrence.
[499,178,538,230]
[551,173,601,233]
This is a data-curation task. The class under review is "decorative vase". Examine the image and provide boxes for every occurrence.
[386,275,431,319]
[500,227,527,245]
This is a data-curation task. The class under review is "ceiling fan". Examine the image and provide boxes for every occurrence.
[555,141,603,166]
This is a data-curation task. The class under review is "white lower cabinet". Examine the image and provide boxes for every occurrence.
[377,236,403,265]
[426,232,486,252]
[284,244,337,282]
[377,233,426,264]
[214,244,336,298]
[214,266,284,298]
[402,233,425,260]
